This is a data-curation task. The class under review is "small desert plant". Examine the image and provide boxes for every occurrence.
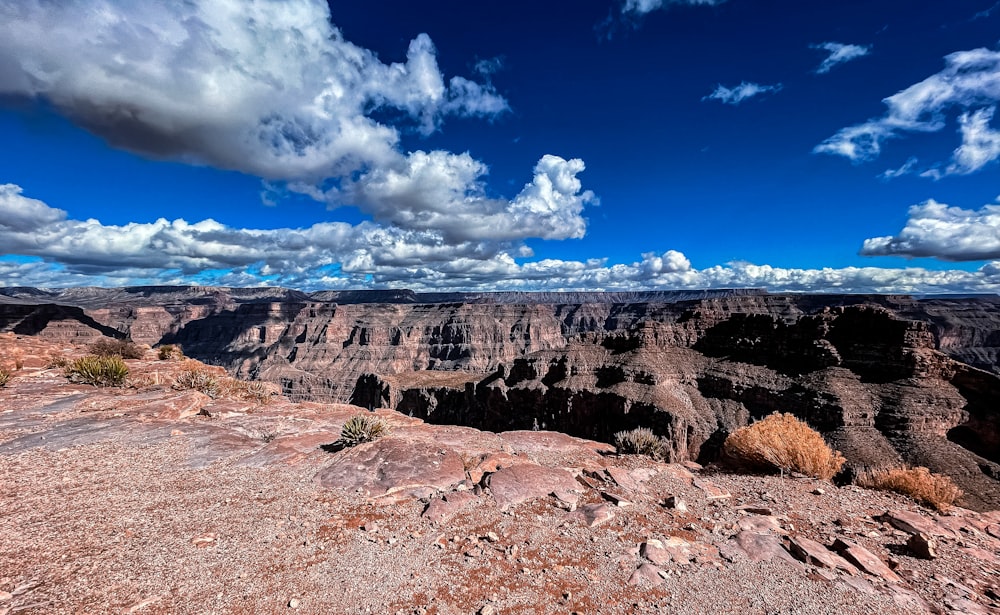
[157,344,183,361]
[614,427,666,459]
[47,354,70,368]
[173,365,222,397]
[337,414,390,448]
[855,466,962,512]
[90,338,145,360]
[228,380,276,404]
[0,368,10,388]
[65,355,129,387]
[722,412,846,480]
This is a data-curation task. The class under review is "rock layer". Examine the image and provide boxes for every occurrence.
[2,287,1000,508]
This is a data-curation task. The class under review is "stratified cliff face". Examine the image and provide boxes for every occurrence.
[2,286,1000,508]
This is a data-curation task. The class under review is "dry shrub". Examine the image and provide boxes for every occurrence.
[65,355,129,387]
[46,353,71,369]
[172,363,276,404]
[90,338,145,359]
[723,412,845,480]
[0,368,10,388]
[614,427,666,459]
[173,365,222,397]
[157,344,183,361]
[855,466,962,512]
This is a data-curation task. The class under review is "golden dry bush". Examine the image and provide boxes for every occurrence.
[855,466,962,512]
[723,412,846,480]
[0,368,10,388]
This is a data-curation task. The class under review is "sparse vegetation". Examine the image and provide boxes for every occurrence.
[157,344,183,361]
[172,363,276,404]
[0,368,10,388]
[855,465,962,512]
[46,353,71,369]
[337,414,390,448]
[722,412,846,480]
[614,427,666,459]
[65,355,129,387]
[173,365,222,397]
[90,338,145,359]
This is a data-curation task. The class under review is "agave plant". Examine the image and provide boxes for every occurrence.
[337,414,390,448]
[65,355,129,387]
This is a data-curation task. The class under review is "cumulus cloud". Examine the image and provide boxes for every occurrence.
[0,0,506,181]
[3,184,998,294]
[340,153,594,242]
[811,42,871,74]
[815,48,1000,175]
[861,199,1000,261]
[0,0,601,250]
[622,0,725,15]
[703,82,782,105]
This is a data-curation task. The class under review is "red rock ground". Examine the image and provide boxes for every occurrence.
[0,334,998,614]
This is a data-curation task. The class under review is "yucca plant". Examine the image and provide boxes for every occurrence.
[65,355,129,387]
[337,414,390,448]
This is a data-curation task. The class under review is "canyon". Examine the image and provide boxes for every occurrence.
[2,286,999,509]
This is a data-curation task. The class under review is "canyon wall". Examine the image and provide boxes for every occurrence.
[2,286,1000,508]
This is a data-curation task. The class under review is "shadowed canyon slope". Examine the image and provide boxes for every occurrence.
[2,286,1000,509]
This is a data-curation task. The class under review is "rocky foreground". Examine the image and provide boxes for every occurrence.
[1,334,1000,614]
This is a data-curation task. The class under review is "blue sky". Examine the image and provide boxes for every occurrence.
[2,0,1000,292]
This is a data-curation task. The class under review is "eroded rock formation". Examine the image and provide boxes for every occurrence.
[2,286,1000,507]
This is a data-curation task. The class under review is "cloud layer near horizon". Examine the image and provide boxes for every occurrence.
[3,183,999,294]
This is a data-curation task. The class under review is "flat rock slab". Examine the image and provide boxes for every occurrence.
[734,531,796,564]
[787,535,857,574]
[498,430,615,456]
[605,466,643,493]
[832,538,901,583]
[692,478,731,500]
[315,438,465,498]
[574,503,616,527]
[422,491,479,524]
[628,563,667,586]
[881,509,950,538]
[485,463,579,509]
[141,391,211,420]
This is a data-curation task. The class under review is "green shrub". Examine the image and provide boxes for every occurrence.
[66,355,129,387]
[0,368,10,388]
[722,412,846,480]
[856,466,962,512]
[338,414,390,448]
[90,338,145,359]
[157,344,183,361]
[613,427,666,459]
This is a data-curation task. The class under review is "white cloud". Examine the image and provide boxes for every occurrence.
[0,1,507,182]
[811,42,871,74]
[340,152,594,243]
[947,106,1000,175]
[2,184,998,295]
[703,82,782,105]
[816,48,1000,175]
[861,199,1000,261]
[622,0,725,15]
[879,157,919,180]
